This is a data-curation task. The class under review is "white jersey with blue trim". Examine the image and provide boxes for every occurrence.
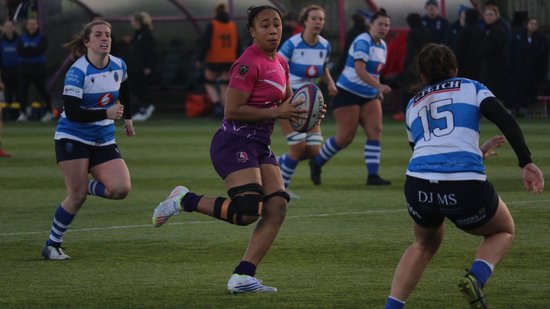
[405,78,495,181]
[278,33,331,91]
[55,55,127,146]
[336,32,386,98]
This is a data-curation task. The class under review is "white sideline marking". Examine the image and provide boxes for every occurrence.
[1,199,548,237]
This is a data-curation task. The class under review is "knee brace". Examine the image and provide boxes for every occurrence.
[264,190,290,203]
[213,183,264,226]
[306,132,324,146]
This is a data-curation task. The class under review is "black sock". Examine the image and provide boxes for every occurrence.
[233,260,256,277]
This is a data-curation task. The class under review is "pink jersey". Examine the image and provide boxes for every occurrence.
[221,43,290,144]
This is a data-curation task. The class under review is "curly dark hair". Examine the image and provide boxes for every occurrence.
[415,43,458,85]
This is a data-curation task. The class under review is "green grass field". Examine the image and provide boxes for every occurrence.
[1,115,548,308]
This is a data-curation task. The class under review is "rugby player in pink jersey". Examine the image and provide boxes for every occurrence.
[152,5,315,293]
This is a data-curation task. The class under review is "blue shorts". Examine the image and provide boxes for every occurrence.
[55,139,121,168]
[331,87,376,110]
[404,176,499,230]
[210,129,278,179]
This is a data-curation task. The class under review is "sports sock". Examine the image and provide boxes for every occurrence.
[181,192,202,212]
[364,140,381,176]
[279,154,299,188]
[46,205,75,247]
[469,259,494,287]
[87,180,106,198]
[315,136,341,166]
[384,296,405,309]
[233,260,256,277]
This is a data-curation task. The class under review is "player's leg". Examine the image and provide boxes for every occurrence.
[457,197,514,308]
[218,70,230,107]
[278,119,306,194]
[152,131,266,226]
[386,223,445,308]
[87,144,130,199]
[204,68,222,117]
[360,98,390,185]
[304,124,323,159]
[228,163,288,293]
[309,104,360,185]
[89,159,131,200]
[42,154,90,260]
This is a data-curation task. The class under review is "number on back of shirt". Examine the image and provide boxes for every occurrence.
[418,99,454,141]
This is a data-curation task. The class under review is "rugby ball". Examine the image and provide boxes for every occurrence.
[288,84,324,133]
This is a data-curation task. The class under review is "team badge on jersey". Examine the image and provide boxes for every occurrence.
[114,72,119,82]
[236,151,249,163]
[239,65,249,75]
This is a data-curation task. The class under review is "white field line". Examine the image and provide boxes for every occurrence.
[1,199,548,237]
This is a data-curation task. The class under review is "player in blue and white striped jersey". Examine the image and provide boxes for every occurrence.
[309,9,393,186]
[41,20,135,260]
[277,5,337,198]
[384,44,544,309]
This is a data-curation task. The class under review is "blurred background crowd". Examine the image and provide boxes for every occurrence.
[0,0,548,122]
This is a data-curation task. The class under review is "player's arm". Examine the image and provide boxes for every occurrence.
[321,65,337,97]
[480,97,544,193]
[63,96,123,123]
[119,80,131,120]
[480,97,531,167]
[63,96,106,122]
[224,87,303,122]
[354,60,391,94]
[118,79,135,136]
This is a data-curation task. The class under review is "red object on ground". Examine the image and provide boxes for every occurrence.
[0,148,12,157]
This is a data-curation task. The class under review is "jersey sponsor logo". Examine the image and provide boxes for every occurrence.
[236,151,249,163]
[413,80,461,105]
[306,65,319,77]
[418,190,458,206]
[63,85,83,98]
[98,93,114,106]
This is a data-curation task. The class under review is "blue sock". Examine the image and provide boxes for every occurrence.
[46,205,75,247]
[364,140,381,176]
[315,136,341,166]
[279,154,299,188]
[384,296,405,309]
[88,180,107,198]
[233,260,257,277]
[470,259,493,287]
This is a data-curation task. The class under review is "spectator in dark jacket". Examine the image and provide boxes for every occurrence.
[337,12,368,72]
[129,11,156,121]
[403,13,432,97]
[455,9,484,80]
[477,6,512,107]
[444,5,467,50]
[17,17,53,122]
[421,0,449,44]
[510,17,549,116]
[0,20,19,111]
